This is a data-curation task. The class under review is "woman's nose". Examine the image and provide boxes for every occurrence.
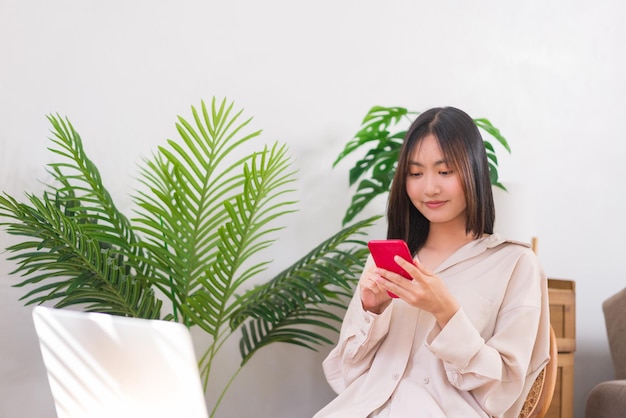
[424,175,441,196]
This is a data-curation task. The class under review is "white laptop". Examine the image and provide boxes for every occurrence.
[32,306,209,418]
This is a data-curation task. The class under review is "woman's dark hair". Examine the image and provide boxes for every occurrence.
[387,107,495,255]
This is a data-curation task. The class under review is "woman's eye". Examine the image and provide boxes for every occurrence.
[440,170,454,176]
[408,172,422,177]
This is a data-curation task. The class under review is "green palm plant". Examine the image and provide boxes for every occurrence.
[0,97,377,417]
[334,106,511,225]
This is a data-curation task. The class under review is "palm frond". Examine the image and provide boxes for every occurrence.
[239,310,343,358]
[232,216,379,364]
[0,192,161,318]
[45,114,141,255]
[182,142,297,339]
[133,97,298,340]
[133,99,260,311]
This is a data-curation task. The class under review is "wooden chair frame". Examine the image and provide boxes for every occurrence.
[519,325,558,418]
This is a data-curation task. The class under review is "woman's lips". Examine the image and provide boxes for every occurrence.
[425,200,446,209]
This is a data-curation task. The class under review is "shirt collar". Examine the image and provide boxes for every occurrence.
[434,233,530,273]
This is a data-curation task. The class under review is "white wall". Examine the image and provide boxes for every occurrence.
[1,0,625,417]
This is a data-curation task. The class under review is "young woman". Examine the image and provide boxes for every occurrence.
[314,107,551,418]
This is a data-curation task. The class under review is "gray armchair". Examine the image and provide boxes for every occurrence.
[584,287,626,418]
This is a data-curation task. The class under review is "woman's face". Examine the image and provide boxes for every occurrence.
[405,134,467,228]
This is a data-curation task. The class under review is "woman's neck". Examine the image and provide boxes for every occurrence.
[418,221,476,271]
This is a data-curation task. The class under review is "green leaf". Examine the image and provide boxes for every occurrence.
[232,216,378,363]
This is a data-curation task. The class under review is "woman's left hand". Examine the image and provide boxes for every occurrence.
[375,256,460,327]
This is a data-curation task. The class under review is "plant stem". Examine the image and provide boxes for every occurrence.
[209,364,244,418]
[159,215,178,322]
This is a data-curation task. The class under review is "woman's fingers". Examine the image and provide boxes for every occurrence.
[359,268,393,313]
[374,268,412,298]
[394,255,432,278]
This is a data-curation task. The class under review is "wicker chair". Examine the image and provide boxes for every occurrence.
[519,325,558,418]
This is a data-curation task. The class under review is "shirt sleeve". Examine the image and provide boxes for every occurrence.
[425,248,549,416]
[322,258,393,394]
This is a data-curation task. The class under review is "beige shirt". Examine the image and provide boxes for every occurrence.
[314,234,551,418]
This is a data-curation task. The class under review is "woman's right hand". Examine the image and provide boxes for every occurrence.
[359,265,392,314]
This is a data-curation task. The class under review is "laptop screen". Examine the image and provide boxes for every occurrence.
[32,306,209,418]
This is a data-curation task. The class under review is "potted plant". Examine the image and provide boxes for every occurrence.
[0,97,378,417]
[333,106,510,225]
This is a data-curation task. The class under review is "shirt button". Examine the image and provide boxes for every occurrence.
[360,329,367,336]
[423,377,430,384]
[364,316,371,324]
[392,373,399,380]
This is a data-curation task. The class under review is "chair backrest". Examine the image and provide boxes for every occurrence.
[603,287,626,380]
[519,324,558,418]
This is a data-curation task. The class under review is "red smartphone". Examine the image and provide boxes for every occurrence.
[367,239,414,298]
